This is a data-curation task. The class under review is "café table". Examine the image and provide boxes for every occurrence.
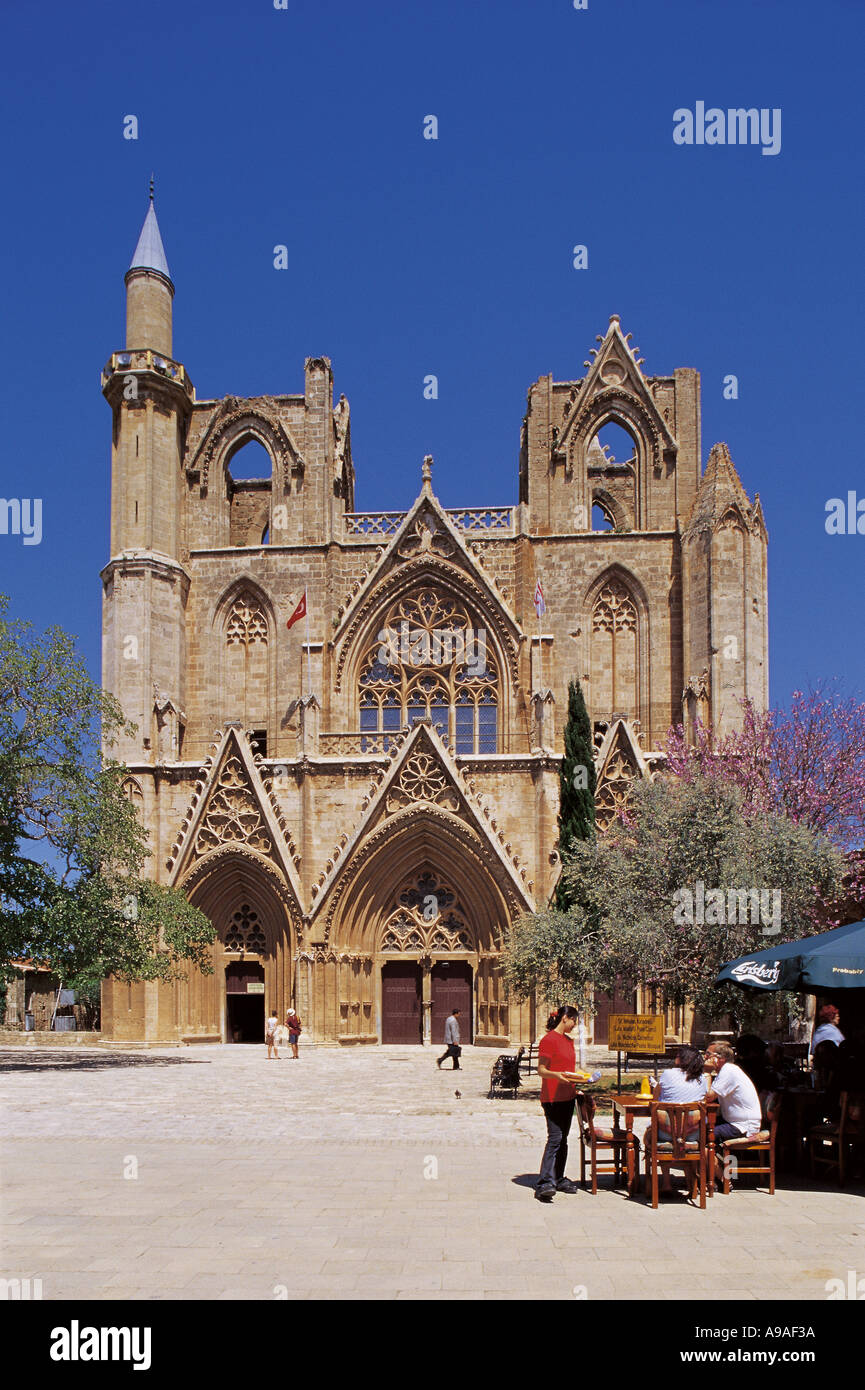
[611,1094,720,1196]
[610,1093,652,1194]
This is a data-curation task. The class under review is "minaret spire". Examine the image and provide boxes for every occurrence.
[124,182,174,356]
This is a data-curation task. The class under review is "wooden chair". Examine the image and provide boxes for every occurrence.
[711,1091,780,1196]
[576,1092,635,1194]
[809,1090,865,1186]
[645,1101,710,1209]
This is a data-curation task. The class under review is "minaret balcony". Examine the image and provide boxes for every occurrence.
[101,349,194,401]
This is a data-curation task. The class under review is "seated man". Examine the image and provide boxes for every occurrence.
[705,1041,763,1141]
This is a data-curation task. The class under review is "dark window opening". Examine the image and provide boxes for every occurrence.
[249,729,268,758]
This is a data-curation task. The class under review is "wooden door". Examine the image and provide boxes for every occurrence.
[381,962,421,1044]
[592,977,636,1045]
[431,962,473,1044]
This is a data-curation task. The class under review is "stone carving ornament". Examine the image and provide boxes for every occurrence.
[226,594,268,647]
[592,579,637,635]
[194,755,272,858]
[386,749,461,814]
[381,872,472,952]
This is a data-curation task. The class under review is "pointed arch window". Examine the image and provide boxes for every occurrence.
[226,594,269,648]
[358,588,497,754]
[590,578,638,721]
[223,589,270,739]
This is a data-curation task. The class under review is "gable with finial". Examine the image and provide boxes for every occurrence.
[166,724,303,902]
[555,315,678,472]
[308,720,536,934]
[332,455,524,693]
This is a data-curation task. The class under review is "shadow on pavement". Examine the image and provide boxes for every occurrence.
[0,1050,210,1073]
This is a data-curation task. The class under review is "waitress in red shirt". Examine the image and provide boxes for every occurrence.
[535,1005,582,1201]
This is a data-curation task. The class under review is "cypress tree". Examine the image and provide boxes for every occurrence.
[555,679,596,908]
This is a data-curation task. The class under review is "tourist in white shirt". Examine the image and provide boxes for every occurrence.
[705,1042,762,1140]
[810,1004,844,1052]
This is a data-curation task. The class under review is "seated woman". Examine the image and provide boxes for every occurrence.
[644,1045,708,1195]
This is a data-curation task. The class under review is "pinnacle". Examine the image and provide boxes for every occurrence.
[685,440,754,534]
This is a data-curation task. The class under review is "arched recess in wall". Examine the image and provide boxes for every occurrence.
[179,847,298,1039]
[225,436,274,548]
[576,397,659,529]
[337,562,519,752]
[711,510,748,726]
[211,578,278,756]
[324,808,515,1041]
[584,565,650,734]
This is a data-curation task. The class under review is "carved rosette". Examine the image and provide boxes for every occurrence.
[193,755,272,858]
[385,749,461,815]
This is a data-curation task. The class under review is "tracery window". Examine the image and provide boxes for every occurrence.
[590,577,638,720]
[359,589,497,754]
[225,594,268,648]
[224,904,267,953]
[380,872,472,952]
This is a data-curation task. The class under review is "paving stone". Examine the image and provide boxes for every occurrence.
[2,1044,862,1302]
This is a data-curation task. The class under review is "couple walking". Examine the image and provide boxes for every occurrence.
[265,1007,302,1060]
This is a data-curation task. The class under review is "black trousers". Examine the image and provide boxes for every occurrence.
[539,1099,575,1186]
[438,1043,461,1069]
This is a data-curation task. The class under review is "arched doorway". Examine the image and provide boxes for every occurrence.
[323,806,519,1046]
[226,960,265,1042]
[179,850,297,1042]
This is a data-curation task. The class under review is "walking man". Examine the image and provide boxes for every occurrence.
[437,1008,462,1070]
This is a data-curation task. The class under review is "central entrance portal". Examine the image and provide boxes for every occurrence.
[381,961,421,1043]
[225,961,265,1043]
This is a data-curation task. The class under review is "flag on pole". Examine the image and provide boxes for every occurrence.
[286,592,307,631]
[533,580,546,618]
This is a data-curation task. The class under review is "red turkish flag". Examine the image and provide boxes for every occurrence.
[286,592,307,631]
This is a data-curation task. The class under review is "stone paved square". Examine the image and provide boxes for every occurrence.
[2,1044,863,1302]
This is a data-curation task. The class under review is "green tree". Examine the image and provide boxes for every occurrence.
[503,772,844,1031]
[555,680,596,910]
[0,597,214,993]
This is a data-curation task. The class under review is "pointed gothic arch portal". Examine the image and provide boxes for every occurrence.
[328,814,511,1045]
[182,851,296,1043]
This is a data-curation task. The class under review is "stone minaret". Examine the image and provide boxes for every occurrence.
[101,189,193,765]
[681,442,769,737]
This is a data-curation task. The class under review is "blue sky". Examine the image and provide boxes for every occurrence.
[0,0,862,709]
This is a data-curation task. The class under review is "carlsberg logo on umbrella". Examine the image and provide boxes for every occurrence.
[730,960,782,987]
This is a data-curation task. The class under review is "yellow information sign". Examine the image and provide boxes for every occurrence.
[607,1014,665,1053]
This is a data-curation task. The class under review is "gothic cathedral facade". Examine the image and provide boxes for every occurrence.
[100,198,769,1046]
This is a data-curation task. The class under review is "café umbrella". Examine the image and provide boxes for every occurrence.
[715,918,865,993]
